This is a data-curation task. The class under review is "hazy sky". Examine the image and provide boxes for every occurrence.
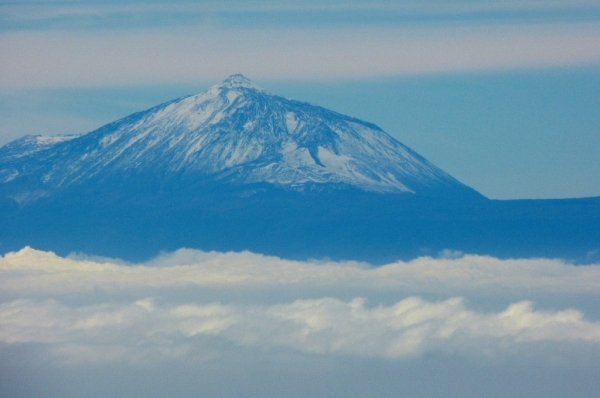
[1,0,600,199]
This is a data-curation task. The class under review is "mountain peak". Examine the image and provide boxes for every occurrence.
[0,75,481,199]
[217,74,261,91]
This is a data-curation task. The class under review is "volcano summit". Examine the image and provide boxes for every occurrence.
[0,75,598,263]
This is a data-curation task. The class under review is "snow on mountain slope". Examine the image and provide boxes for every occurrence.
[0,75,474,196]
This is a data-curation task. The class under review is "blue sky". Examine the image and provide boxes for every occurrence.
[1,0,600,198]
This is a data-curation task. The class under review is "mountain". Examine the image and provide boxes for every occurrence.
[0,74,479,204]
[0,75,598,264]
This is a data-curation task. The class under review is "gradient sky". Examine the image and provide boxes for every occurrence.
[1,0,600,199]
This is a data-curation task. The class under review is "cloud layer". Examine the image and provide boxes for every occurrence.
[1,247,600,364]
[2,22,600,88]
[2,296,599,363]
[2,247,599,295]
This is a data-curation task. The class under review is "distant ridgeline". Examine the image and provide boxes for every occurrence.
[1,75,598,263]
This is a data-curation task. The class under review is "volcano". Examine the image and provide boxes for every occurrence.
[0,74,479,201]
[0,75,598,263]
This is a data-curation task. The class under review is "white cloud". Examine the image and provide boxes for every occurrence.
[1,247,600,364]
[1,247,599,295]
[1,296,599,363]
[1,22,599,89]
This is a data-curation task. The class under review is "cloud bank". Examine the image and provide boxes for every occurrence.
[1,247,599,295]
[1,247,600,364]
[2,296,599,363]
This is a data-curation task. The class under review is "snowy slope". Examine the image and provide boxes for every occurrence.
[0,75,475,199]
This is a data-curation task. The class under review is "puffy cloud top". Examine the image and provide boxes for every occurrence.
[1,247,600,364]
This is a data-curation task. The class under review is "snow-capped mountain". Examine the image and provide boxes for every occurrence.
[1,75,598,265]
[0,75,476,202]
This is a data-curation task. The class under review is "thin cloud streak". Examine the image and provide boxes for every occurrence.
[1,22,599,89]
[3,1,599,26]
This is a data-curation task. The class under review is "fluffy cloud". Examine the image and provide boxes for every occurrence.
[2,296,599,363]
[1,247,600,364]
[1,247,599,295]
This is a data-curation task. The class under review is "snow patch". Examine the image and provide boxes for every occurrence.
[285,112,298,133]
[100,134,119,148]
[209,111,226,125]
[35,134,81,145]
[226,90,240,104]
[282,143,317,167]
[0,170,19,183]
[218,74,263,91]
[317,147,358,178]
